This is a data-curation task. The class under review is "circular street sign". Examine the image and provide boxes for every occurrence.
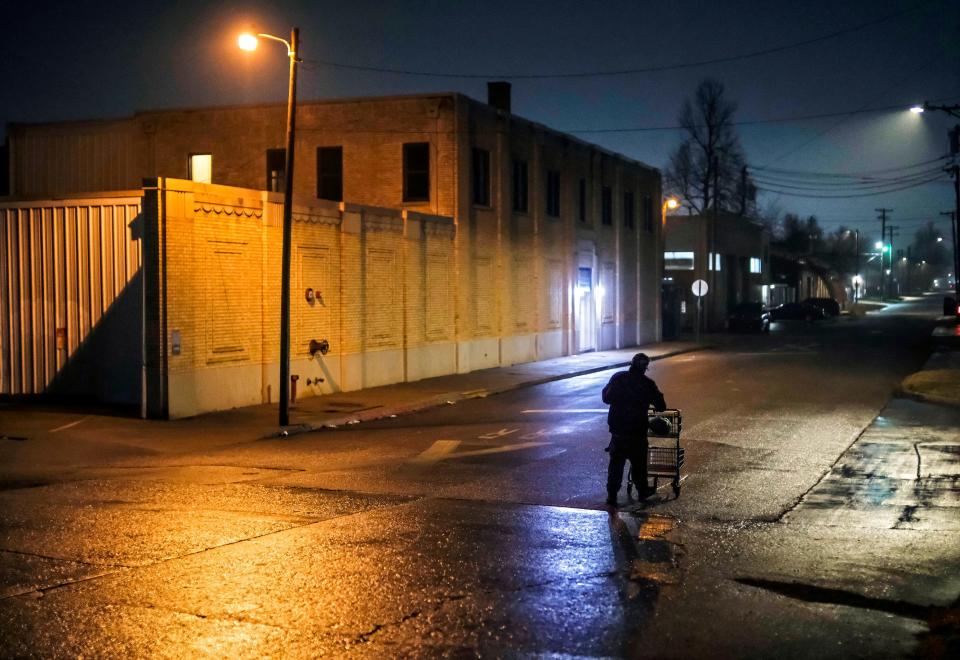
[691,279,709,297]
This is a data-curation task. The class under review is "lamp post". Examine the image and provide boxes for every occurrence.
[240,28,300,427]
[844,228,860,303]
[912,101,960,305]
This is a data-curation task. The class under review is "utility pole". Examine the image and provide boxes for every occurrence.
[942,210,957,294]
[888,225,900,297]
[710,155,719,331]
[951,160,960,301]
[876,208,892,300]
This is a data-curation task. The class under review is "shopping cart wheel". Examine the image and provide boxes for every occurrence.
[672,478,681,497]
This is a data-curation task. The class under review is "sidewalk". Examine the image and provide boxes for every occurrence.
[0,340,708,473]
[276,340,705,437]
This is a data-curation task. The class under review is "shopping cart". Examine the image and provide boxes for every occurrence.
[627,408,684,498]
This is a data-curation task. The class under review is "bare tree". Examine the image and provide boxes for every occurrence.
[665,79,756,216]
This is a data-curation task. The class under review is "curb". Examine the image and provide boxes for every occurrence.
[272,344,712,439]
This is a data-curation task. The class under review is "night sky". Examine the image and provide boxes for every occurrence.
[2,0,957,241]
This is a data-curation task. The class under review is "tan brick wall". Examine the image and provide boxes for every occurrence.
[15,93,665,413]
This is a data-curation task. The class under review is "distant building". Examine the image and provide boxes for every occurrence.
[663,213,770,331]
[2,87,666,416]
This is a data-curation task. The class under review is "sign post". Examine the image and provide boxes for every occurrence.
[691,279,709,343]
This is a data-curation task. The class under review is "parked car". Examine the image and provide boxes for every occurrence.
[769,302,827,322]
[728,302,770,332]
[803,297,840,317]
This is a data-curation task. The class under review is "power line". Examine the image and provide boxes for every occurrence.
[751,166,950,191]
[567,98,960,134]
[292,94,960,135]
[751,155,951,177]
[299,5,923,80]
[757,173,948,198]
[759,51,945,167]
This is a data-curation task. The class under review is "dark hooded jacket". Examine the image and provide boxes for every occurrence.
[602,365,666,435]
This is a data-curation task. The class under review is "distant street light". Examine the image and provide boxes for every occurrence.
[910,105,925,114]
[937,236,944,242]
[913,101,960,303]
[661,196,679,227]
[239,27,300,427]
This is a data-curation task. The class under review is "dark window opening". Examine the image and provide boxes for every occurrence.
[546,170,560,217]
[512,159,528,213]
[624,191,635,229]
[266,148,286,193]
[472,148,490,206]
[403,142,430,202]
[578,178,587,222]
[316,146,343,201]
[601,186,612,225]
[643,195,654,232]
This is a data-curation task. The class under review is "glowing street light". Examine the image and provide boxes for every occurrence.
[660,196,679,232]
[909,104,925,114]
[238,33,259,51]
[239,27,300,427]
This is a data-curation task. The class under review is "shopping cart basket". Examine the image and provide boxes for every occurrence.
[627,408,684,498]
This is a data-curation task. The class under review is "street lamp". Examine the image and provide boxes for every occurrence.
[912,101,960,305]
[661,196,679,226]
[240,28,300,427]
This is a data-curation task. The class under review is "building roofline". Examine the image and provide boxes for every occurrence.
[8,90,659,173]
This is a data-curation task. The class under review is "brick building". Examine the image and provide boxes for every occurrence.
[3,88,665,417]
[663,213,770,331]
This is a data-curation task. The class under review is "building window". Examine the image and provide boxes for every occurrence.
[664,251,695,270]
[708,252,722,271]
[472,148,490,206]
[188,154,212,184]
[601,187,612,225]
[316,146,343,201]
[512,159,528,213]
[624,191,634,229]
[750,257,762,273]
[266,148,285,193]
[403,143,430,202]
[578,178,587,222]
[643,195,654,232]
[546,170,561,217]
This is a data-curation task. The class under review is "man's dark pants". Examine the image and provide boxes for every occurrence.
[606,433,648,497]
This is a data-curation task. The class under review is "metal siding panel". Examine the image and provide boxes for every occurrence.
[41,207,52,388]
[0,195,142,396]
[54,206,66,374]
[0,211,9,393]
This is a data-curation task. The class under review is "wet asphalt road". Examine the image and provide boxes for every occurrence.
[1,295,958,657]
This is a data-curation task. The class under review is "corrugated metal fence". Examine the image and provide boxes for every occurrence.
[0,193,143,402]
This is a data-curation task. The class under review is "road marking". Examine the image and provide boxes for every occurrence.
[50,416,90,433]
[412,439,549,464]
[412,439,461,463]
[522,408,607,414]
[519,429,550,440]
[478,428,519,439]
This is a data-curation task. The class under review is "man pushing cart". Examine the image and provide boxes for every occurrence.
[602,352,683,507]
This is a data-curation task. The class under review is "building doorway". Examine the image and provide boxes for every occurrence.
[576,266,597,352]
